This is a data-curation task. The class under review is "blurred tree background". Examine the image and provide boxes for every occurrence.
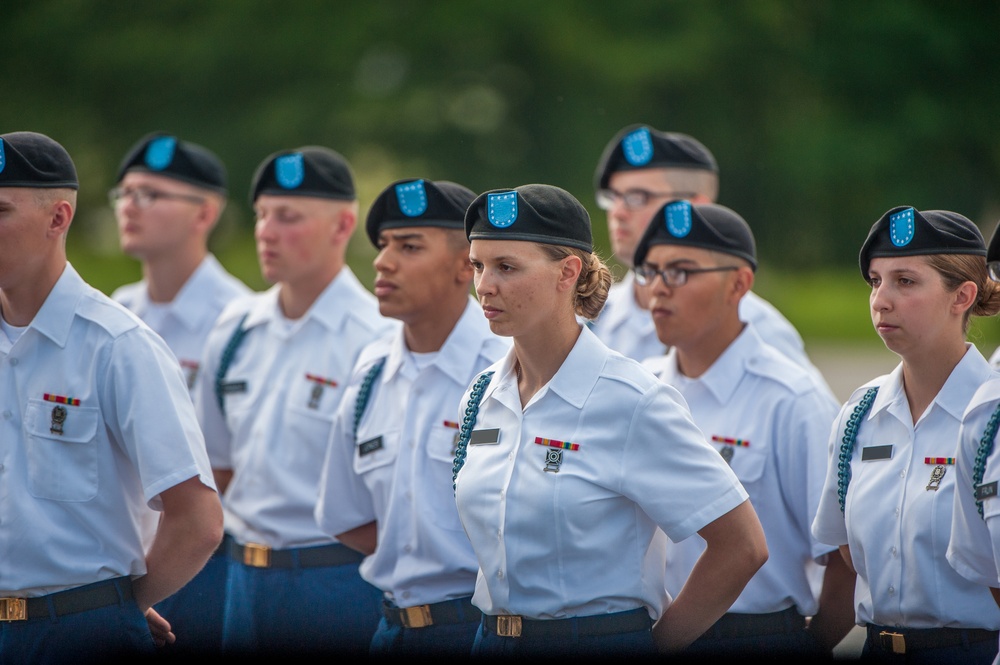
[4,0,1000,345]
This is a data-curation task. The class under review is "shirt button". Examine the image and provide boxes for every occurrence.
[9,358,18,366]
[401,591,411,599]
[403,544,412,553]
[2,410,11,419]
[900,470,906,477]
[894,508,900,517]
[890,546,897,557]
[888,586,895,595]
[497,570,504,579]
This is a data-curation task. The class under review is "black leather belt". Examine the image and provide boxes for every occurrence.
[482,607,652,638]
[699,607,806,640]
[382,596,479,628]
[866,623,999,654]
[228,540,363,569]
[0,577,133,622]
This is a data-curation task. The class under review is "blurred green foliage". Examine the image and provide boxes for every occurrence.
[9,0,1000,346]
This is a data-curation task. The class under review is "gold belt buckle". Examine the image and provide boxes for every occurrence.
[243,542,271,568]
[496,615,522,637]
[0,598,27,621]
[400,604,433,628]
[879,631,906,654]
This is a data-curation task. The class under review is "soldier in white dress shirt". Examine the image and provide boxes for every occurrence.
[0,131,222,664]
[813,206,1000,663]
[109,131,251,654]
[195,145,395,656]
[453,183,768,657]
[315,178,509,655]
[633,199,855,658]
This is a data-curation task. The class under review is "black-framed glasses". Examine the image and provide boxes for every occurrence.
[633,264,738,287]
[595,188,696,211]
[108,187,206,209]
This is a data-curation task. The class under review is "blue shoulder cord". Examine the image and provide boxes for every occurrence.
[352,358,386,441]
[452,371,495,491]
[837,387,879,513]
[973,401,1000,518]
[214,313,250,415]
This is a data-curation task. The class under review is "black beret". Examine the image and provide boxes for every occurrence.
[859,206,985,279]
[116,132,227,194]
[633,200,757,271]
[0,131,78,190]
[365,179,477,247]
[465,184,593,253]
[250,146,355,204]
[594,124,717,191]
[988,220,1000,266]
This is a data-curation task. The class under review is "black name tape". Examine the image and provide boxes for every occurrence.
[470,428,500,445]
[220,381,247,394]
[861,445,893,461]
[358,436,384,456]
[976,481,999,501]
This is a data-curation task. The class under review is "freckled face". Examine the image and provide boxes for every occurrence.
[470,239,566,339]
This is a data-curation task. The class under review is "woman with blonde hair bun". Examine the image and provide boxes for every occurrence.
[453,183,768,657]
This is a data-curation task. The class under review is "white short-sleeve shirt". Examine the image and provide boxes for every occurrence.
[0,265,215,596]
[112,254,252,392]
[315,298,510,607]
[454,325,748,620]
[812,344,999,629]
[647,324,840,616]
[195,267,396,549]
[948,377,1000,587]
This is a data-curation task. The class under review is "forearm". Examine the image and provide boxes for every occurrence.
[806,552,858,652]
[336,521,377,556]
[653,500,768,652]
[133,478,224,611]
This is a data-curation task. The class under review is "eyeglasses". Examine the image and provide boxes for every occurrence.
[108,187,206,209]
[595,188,696,211]
[633,264,738,287]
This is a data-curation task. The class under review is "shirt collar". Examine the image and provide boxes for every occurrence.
[673,323,763,404]
[27,263,87,348]
[383,296,499,386]
[146,255,226,332]
[242,267,366,333]
[869,343,992,424]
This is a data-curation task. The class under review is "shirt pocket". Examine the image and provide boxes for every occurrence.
[718,439,768,486]
[285,404,338,467]
[353,428,399,476]
[25,398,100,501]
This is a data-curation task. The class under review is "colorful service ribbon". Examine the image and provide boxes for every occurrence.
[924,457,955,465]
[305,373,338,387]
[44,393,80,406]
[534,436,579,451]
[712,435,750,447]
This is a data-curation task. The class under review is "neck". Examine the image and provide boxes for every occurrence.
[278,266,341,320]
[512,314,582,408]
[0,258,66,326]
[403,294,468,353]
[900,340,968,424]
[674,317,745,379]
[142,249,207,303]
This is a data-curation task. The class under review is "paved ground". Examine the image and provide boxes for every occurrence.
[807,341,900,404]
